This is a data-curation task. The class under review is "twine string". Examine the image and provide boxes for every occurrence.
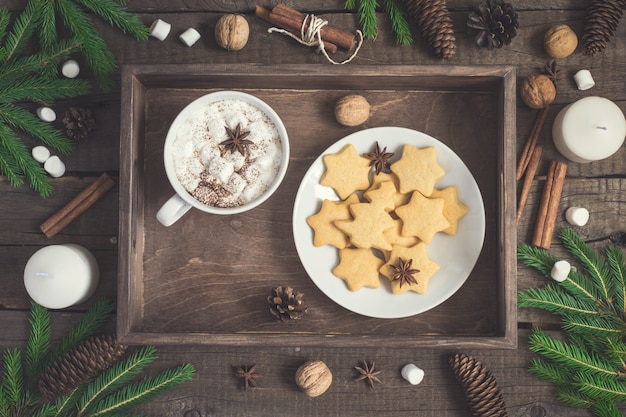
[267,13,363,65]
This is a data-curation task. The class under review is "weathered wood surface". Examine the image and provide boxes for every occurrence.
[1,0,626,415]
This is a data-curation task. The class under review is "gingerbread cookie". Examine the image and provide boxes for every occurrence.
[320,144,371,199]
[306,194,360,248]
[335,202,395,251]
[363,180,397,212]
[394,191,449,244]
[390,145,445,196]
[333,248,384,291]
[380,243,440,294]
[430,186,468,235]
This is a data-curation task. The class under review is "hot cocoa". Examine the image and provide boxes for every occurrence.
[171,99,283,208]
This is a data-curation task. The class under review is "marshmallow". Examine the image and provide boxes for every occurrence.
[574,69,595,91]
[551,260,571,282]
[150,19,171,41]
[36,107,56,122]
[179,28,201,47]
[44,155,66,178]
[32,146,51,163]
[565,207,589,226]
[401,364,424,385]
[61,59,80,78]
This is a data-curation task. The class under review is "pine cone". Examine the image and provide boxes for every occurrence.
[404,0,456,59]
[449,353,508,417]
[62,107,95,140]
[268,286,307,322]
[39,334,126,400]
[467,0,519,49]
[583,0,626,55]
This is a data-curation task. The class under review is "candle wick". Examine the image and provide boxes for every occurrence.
[596,126,607,130]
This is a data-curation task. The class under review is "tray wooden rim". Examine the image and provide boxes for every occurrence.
[117,64,517,349]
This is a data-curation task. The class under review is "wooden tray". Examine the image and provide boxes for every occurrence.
[118,64,517,348]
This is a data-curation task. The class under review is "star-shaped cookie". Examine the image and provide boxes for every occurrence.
[394,191,450,244]
[390,145,445,196]
[363,180,397,212]
[333,248,384,291]
[306,194,360,248]
[430,186,468,235]
[320,144,371,199]
[334,202,395,251]
[379,243,440,294]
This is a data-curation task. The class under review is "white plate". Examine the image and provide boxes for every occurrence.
[292,127,486,319]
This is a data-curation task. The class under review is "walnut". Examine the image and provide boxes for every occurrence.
[544,24,578,58]
[334,95,370,126]
[520,74,556,109]
[295,360,332,397]
[215,14,249,51]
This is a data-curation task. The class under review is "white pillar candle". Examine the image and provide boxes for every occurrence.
[150,19,171,41]
[552,96,626,163]
[179,28,201,46]
[24,244,99,309]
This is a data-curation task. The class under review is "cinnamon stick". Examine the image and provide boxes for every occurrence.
[255,5,338,53]
[272,3,356,50]
[516,144,543,225]
[516,106,549,181]
[40,172,115,238]
[532,161,567,249]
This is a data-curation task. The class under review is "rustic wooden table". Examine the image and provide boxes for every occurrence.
[2,1,625,416]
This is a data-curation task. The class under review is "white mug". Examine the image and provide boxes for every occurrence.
[156,91,290,226]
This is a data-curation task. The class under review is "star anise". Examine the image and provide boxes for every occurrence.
[220,123,253,156]
[544,60,560,89]
[363,141,394,175]
[234,365,262,390]
[391,258,420,288]
[354,360,382,388]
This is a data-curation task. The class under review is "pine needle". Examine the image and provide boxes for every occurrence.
[26,302,52,385]
[74,0,149,40]
[518,284,599,316]
[37,0,58,53]
[382,0,413,46]
[1,349,24,408]
[575,371,626,402]
[606,245,626,314]
[87,363,195,417]
[2,0,42,62]
[357,0,379,40]
[528,357,572,385]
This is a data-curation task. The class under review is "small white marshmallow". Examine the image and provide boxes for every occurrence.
[32,146,51,163]
[150,19,171,41]
[401,364,424,385]
[551,260,571,282]
[179,28,201,47]
[44,155,65,178]
[36,107,56,122]
[565,207,589,226]
[61,59,80,78]
[574,69,595,91]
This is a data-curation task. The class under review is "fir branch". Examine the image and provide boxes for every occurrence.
[74,0,149,40]
[517,243,559,276]
[50,298,115,364]
[606,245,626,315]
[562,315,624,339]
[1,349,24,408]
[560,268,604,306]
[0,76,90,104]
[37,0,58,53]
[555,386,596,409]
[345,0,356,9]
[528,357,572,385]
[78,346,158,416]
[590,400,624,417]
[2,0,42,63]
[356,0,379,40]
[518,284,599,316]
[528,328,618,377]
[575,371,626,403]
[0,105,74,155]
[53,387,83,417]
[0,9,10,49]
[87,363,195,417]
[382,0,413,46]
[55,0,117,90]
[25,302,52,386]
[561,228,613,301]
[31,402,57,417]
[0,123,53,196]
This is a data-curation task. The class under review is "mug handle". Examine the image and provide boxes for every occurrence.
[156,194,192,226]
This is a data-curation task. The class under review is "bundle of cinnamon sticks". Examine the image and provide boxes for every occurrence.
[255,3,357,53]
[532,161,567,249]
